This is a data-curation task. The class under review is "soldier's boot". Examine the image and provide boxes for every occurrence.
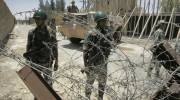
[98,83,105,100]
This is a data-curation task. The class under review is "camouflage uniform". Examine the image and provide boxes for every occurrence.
[67,5,79,13]
[83,26,116,100]
[25,26,58,86]
[49,18,56,32]
[148,28,165,77]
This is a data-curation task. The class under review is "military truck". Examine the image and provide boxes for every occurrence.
[58,12,96,43]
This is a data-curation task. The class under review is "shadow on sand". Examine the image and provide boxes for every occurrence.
[62,42,83,52]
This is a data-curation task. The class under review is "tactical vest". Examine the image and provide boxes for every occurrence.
[30,27,52,64]
[87,27,113,65]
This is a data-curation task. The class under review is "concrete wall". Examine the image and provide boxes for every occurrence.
[0,0,15,43]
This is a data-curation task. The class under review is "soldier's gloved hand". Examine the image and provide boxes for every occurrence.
[54,63,58,71]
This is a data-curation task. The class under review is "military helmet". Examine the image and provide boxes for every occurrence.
[71,0,75,4]
[94,11,108,23]
[33,11,47,20]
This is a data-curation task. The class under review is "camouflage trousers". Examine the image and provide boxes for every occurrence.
[85,63,107,100]
[147,55,161,78]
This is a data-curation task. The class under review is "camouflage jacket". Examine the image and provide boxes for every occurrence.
[67,5,79,13]
[26,26,58,64]
[83,26,115,66]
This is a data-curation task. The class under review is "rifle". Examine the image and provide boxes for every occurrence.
[23,48,42,60]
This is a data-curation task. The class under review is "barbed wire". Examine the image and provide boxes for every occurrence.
[0,43,122,99]
[1,9,180,100]
[2,31,179,100]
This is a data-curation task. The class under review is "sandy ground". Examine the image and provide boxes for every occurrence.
[0,25,34,100]
[0,24,168,100]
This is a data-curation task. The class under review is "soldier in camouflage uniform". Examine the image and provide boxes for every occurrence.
[49,18,56,31]
[23,11,58,100]
[82,11,121,100]
[67,0,79,13]
[147,20,166,78]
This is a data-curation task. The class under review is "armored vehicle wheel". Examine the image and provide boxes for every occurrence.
[69,38,81,44]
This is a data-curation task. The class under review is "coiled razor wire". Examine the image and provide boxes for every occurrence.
[0,44,123,100]
[1,29,180,100]
[1,8,180,99]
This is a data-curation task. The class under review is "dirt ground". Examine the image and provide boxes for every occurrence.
[0,24,169,100]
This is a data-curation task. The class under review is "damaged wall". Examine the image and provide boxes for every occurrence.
[0,0,15,43]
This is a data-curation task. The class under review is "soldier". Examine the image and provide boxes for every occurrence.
[109,20,122,44]
[23,11,58,100]
[148,20,166,78]
[82,11,121,100]
[67,0,79,13]
[49,18,56,31]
